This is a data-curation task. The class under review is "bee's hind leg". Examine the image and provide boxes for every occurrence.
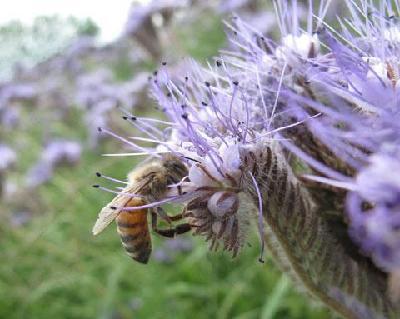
[155,206,172,224]
[151,210,192,238]
[152,210,175,237]
[155,207,188,223]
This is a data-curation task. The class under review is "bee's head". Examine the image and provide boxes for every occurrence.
[162,154,188,181]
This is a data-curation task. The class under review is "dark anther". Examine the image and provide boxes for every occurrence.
[205,81,211,87]
[233,81,239,86]
[181,113,188,120]
[95,172,102,177]
[167,92,172,97]
[153,70,158,76]
[201,101,208,106]
[92,184,100,188]
[216,60,222,67]
[181,104,187,109]
[131,116,137,121]
[122,116,128,120]
[185,76,188,81]
[162,61,167,65]
[184,156,200,163]
[97,127,102,132]
[110,206,117,210]
[234,31,238,36]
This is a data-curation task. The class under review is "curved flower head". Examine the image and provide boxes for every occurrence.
[96,2,400,317]
[98,0,333,258]
[271,1,400,273]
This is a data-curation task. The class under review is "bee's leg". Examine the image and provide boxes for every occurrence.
[155,206,172,224]
[156,207,185,223]
[168,213,184,221]
[174,223,192,234]
[151,211,175,238]
[151,211,192,237]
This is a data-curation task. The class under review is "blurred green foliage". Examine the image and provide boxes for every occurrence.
[173,12,226,60]
[0,9,332,319]
[0,15,99,81]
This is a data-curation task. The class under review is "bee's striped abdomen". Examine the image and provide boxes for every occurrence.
[116,198,151,264]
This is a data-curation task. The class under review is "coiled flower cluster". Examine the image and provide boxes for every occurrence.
[101,1,400,318]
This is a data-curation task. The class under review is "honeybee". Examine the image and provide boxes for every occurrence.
[92,154,191,264]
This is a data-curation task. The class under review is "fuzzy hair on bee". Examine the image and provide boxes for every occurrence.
[92,154,191,264]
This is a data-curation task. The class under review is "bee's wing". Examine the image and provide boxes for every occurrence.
[92,174,158,236]
[92,185,136,235]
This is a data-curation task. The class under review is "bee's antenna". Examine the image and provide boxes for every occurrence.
[95,171,128,185]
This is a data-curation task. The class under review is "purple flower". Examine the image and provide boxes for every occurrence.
[264,1,400,272]
[65,36,95,59]
[0,82,38,107]
[75,69,117,109]
[164,237,193,252]
[97,0,332,258]
[25,140,82,187]
[25,161,53,188]
[153,238,193,264]
[98,1,400,316]
[348,152,400,270]
[42,140,82,166]
[153,249,174,264]
[1,106,20,129]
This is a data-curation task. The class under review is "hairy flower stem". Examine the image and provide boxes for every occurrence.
[241,143,399,319]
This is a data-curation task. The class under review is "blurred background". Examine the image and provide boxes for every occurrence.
[0,1,344,318]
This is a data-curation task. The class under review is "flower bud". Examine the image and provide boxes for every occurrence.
[207,191,239,218]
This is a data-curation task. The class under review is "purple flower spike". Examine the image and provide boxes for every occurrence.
[97,1,400,317]
[277,0,400,275]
